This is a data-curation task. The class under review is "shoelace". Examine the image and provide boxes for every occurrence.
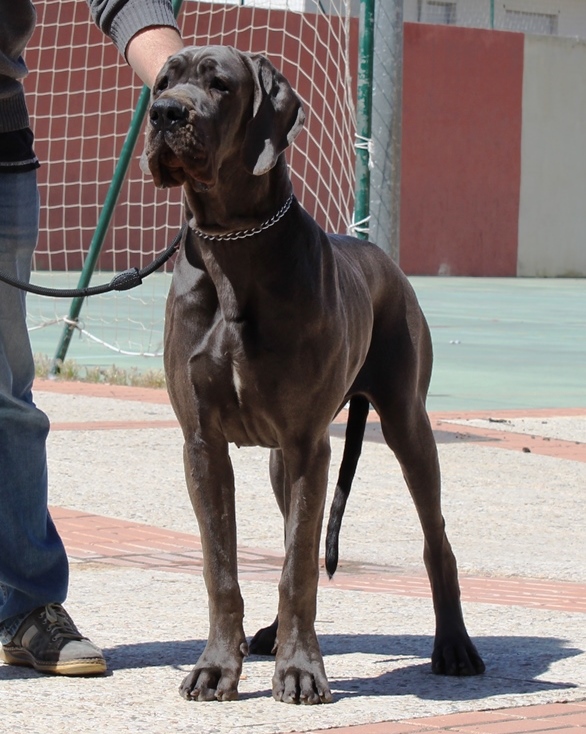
[41,604,83,641]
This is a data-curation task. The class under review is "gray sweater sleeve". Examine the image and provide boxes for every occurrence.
[86,0,179,59]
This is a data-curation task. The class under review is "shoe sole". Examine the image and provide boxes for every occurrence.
[0,646,107,676]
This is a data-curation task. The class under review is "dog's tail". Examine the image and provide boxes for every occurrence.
[325,394,370,579]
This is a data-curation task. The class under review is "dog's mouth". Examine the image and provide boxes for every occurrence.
[145,130,214,191]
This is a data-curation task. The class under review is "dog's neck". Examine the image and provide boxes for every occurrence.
[182,166,316,327]
[183,157,292,238]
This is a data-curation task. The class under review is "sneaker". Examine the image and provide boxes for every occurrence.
[0,603,107,676]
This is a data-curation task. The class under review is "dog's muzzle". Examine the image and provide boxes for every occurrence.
[145,97,212,190]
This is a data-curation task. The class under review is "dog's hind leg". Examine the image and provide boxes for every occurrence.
[375,392,485,676]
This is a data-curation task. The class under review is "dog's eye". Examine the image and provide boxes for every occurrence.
[210,77,230,94]
[154,76,169,94]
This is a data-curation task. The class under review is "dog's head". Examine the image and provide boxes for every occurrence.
[142,45,305,190]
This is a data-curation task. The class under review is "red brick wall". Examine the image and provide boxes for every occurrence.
[399,23,524,275]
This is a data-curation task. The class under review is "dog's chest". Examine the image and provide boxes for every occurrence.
[230,359,246,404]
[220,376,279,448]
[218,351,283,448]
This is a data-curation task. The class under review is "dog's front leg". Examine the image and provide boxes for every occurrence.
[178,436,247,702]
[272,436,333,705]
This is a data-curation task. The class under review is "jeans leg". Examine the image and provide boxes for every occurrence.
[0,171,68,642]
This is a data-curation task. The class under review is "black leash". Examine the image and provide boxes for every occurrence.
[0,225,185,298]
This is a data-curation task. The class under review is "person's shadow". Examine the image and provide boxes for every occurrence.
[3,632,580,703]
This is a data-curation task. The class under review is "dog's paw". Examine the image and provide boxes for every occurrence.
[179,641,248,702]
[179,664,240,701]
[272,648,333,704]
[249,618,278,656]
[272,665,333,705]
[431,632,485,676]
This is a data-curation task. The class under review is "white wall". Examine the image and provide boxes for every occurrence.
[517,35,586,276]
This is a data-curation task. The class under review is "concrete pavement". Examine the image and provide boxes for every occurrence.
[1,379,584,733]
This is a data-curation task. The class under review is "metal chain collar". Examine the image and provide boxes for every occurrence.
[191,194,294,242]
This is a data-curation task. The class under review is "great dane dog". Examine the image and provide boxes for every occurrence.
[143,45,485,704]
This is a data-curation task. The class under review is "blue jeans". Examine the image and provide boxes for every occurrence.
[0,170,69,643]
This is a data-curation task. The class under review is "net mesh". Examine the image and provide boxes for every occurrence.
[25,0,358,366]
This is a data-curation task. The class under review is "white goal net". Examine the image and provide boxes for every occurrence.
[25,0,358,374]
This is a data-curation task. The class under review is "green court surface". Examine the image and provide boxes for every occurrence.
[26,273,585,412]
[412,277,585,412]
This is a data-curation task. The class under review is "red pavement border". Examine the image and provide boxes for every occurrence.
[35,380,586,462]
[304,702,586,734]
[50,507,586,614]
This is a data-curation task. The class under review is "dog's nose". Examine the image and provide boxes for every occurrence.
[149,98,189,132]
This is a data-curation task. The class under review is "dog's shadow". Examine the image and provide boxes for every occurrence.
[319,633,582,701]
[3,633,579,703]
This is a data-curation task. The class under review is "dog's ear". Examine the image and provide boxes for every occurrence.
[241,53,305,176]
